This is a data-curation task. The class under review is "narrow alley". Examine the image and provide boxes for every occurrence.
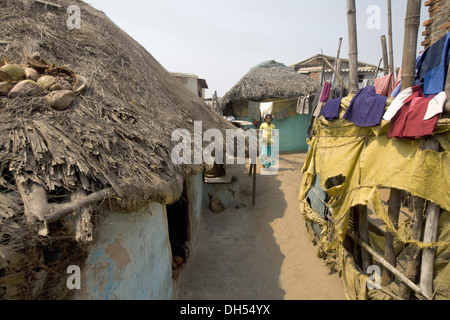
[175,152,346,300]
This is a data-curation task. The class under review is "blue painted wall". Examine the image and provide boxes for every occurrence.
[75,202,174,300]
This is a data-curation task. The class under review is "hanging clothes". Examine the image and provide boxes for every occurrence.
[374,73,395,97]
[343,86,388,127]
[320,97,342,121]
[313,81,331,117]
[424,91,447,120]
[260,102,273,119]
[297,95,311,115]
[383,85,422,121]
[388,86,444,140]
[416,31,450,95]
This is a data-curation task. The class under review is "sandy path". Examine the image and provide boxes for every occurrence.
[175,152,345,300]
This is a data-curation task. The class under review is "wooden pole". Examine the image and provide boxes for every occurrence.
[320,49,325,85]
[331,37,343,89]
[381,35,390,76]
[399,195,425,300]
[252,164,256,207]
[323,57,350,92]
[358,205,371,271]
[347,232,431,300]
[382,188,401,286]
[420,201,440,298]
[419,137,442,299]
[373,58,383,83]
[387,0,395,78]
[46,188,112,223]
[400,0,422,91]
[347,0,359,94]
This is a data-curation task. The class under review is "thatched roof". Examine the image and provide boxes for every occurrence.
[221,60,320,105]
[0,0,232,299]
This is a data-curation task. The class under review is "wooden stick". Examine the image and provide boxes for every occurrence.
[34,0,62,9]
[399,195,425,300]
[387,0,396,78]
[381,35,390,76]
[420,137,442,299]
[346,0,359,94]
[382,188,401,286]
[71,188,94,244]
[46,188,112,223]
[358,205,371,271]
[400,0,422,91]
[373,58,383,83]
[323,57,350,92]
[320,50,325,86]
[347,231,431,300]
[14,175,49,236]
[252,164,256,207]
[331,37,343,89]
[420,201,440,298]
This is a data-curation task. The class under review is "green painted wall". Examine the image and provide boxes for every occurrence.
[239,114,311,152]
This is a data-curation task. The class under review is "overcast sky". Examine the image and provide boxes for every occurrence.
[85,0,427,98]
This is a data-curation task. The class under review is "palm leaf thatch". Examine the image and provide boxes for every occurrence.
[0,0,232,299]
[221,60,320,105]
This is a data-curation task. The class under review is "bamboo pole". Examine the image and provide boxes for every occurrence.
[382,188,401,286]
[331,37,343,89]
[346,0,359,94]
[387,0,395,78]
[381,35,390,76]
[400,0,422,91]
[347,232,431,300]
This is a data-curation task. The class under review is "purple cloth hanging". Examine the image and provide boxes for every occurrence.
[319,81,331,103]
[343,86,388,127]
[320,97,342,121]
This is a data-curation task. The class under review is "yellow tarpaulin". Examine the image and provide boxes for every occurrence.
[299,94,450,300]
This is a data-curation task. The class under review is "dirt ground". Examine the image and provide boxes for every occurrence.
[175,152,346,300]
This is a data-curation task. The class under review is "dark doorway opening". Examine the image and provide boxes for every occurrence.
[166,186,190,279]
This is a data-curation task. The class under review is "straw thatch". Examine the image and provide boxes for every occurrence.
[221,60,320,105]
[0,0,233,299]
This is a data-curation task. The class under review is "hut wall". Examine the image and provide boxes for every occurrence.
[186,173,205,248]
[75,202,173,300]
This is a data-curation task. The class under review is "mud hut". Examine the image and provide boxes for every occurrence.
[221,60,320,151]
[0,0,234,300]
